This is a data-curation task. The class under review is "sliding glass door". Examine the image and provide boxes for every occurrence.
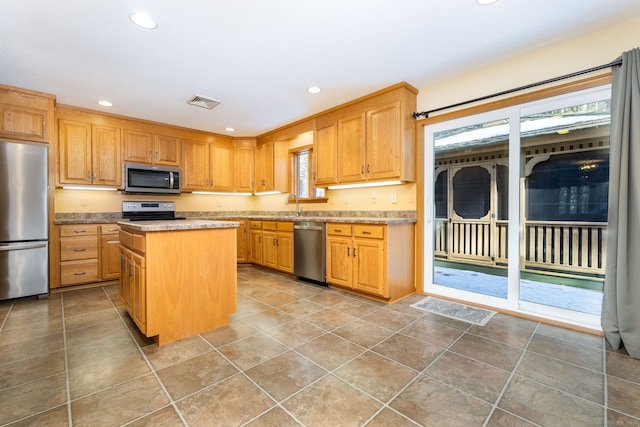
[423,85,611,327]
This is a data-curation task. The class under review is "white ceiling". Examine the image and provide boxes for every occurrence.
[2,1,639,137]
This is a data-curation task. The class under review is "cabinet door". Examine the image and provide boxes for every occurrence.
[154,134,180,166]
[130,251,146,332]
[250,230,263,264]
[262,231,278,269]
[326,236,353,288]
[0,104,47,142]
[119,247,132,311]
[353,238,386,297]
[366,102,401,180]
[58,120,92,184]
[337,113,366,182]
[255,142,274,191]
[276,232,294,273]
[182,139,210,190]
[235,142,255,192]
[101,235,121,280]
[236,221,248,263]
[314,122,338,185]
[210,142,234,191]
[123,130,154,164]
[92,124,122,187]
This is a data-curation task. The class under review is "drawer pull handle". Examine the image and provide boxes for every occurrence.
[74,271,86,276]
[353,248,357,257]
[347,247,350,256]
[73,248,86,252]
[108,228,118,232]
[362,231,372,235]
[107,240,119,244]
[73,230,86,233]
[333,229,342,233]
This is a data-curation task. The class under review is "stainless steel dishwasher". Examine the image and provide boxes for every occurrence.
[293,221,326,284]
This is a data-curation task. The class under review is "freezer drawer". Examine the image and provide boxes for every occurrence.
[0,242,48,300]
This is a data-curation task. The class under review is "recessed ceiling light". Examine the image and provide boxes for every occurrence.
[225,127,235,132]
[307,86,322,94]
[476,0,498,5]
[98,100,113,107]
[130,13,157,29]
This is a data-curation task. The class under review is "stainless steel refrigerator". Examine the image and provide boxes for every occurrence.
[0,139,49,300]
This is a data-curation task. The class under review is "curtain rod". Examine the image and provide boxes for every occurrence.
[412,58,623,120]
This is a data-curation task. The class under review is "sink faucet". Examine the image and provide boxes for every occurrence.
[287,193,301,216]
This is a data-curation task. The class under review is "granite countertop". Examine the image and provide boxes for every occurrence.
[196,215,416,224]
[118,219,240,232]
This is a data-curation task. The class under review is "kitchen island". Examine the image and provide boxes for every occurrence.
[118,219,239,345]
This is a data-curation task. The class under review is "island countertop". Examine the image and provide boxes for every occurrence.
[118,219,240,232]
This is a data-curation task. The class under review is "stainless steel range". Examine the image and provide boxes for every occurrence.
[122,201,185,221]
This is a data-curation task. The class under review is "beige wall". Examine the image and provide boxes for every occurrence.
[54,15,640,215]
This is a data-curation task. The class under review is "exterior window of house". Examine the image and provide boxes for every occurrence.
[291,147,313,198]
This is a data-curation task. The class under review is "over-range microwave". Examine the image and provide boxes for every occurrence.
[124,163,181,194]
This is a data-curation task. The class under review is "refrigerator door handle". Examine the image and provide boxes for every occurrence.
[0,242,48,251]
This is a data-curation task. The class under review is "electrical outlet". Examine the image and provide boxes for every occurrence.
[371,191,376,200]
[391,193,397,204]
[80,198,88,206]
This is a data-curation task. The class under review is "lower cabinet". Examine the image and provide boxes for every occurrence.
[326,222,415,302]
[248,221,293,273]
[119,244,146,332]
[58,223,120,287]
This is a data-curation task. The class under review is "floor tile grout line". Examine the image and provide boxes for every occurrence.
[60,292,73,427]
[0,302,12,333]
[483,322,540,427]
[103,285,190,427]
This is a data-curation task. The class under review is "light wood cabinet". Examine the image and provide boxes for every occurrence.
[314,83,417,186]
[100,224,121,280]
[57,223,121,287]
[182,138,234,191]
[326,222,415,302]
[119,224,237,344]
[314,121,338,185]
[255,141,274,192]
[58,120,122,187]
[123,129,180,166]
[234,139,255,192]
[249,221,293,273]
[249,221,263,264]
[0,85,54,143]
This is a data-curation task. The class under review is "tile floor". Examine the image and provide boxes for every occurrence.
[1,265,640,426]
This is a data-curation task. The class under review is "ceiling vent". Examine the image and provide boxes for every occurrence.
[187,94,221,110]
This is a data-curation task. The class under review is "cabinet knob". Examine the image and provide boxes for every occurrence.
[149,151,153,160]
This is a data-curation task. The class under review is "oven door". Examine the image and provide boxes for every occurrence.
[125,164,180,194]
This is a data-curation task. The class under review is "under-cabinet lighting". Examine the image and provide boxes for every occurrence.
[62,186,118,191]
[192,191,252,196]
[254,191,281,196]
[327,180,404,190]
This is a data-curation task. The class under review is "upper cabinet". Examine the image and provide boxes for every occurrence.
[123,130,180,167]
[0,85,55,143]
[234,139,256,192]
[181,137,234,192]
[313,83,417,186]
[58,119,122,187]
[255,140,274,192]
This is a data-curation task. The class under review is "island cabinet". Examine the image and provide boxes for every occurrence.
[57,119,122,187]
[182,138,234,192]
[326,222,415,302]
[0,85,55,143]
[313,82,417,186]
[123,129,180,166]
[119,221,238,345]
[236,220,249,263]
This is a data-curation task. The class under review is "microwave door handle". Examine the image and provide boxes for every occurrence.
[169,172,174,189]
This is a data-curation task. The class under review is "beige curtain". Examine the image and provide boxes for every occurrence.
[601,48,640,359]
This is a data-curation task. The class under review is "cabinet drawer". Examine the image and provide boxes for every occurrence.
[60,224,98,237]
[327,223,352,236]
[262,221,277,231]
[60,259,99,285]
[249,221,262,230]
[119,229,146,253]
[60,236,98,261]
[100,224,120,235]
[277,222,293,232]
[354,225,384,239]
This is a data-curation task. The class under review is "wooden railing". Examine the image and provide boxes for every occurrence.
[433,219,606,277]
